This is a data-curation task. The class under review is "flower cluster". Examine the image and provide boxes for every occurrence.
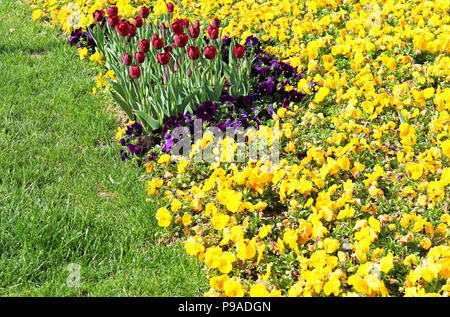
[29,0,450,298]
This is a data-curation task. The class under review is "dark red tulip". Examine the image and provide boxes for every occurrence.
[181,19,189,28]
[156,52,171,65]
[129,65,141,79]
[139,39,150,53]
[203,46,217,60]
[123,53,132,66]
[174,33,189,47]
[128,24,137,37]
[166,2,174,12]
[164,46,173,54]
[135,51,145,63]
[152,35,163,50]
[108,15,119,27]
[207,25,219,39]
[187,46,200,60]
[233,44,246,59]
[93,10,105,22]
[134,17,143,28]
[106,7,118,17]
[139,6,150,19]
[171,20,184,35]
[189,25,200,38]
[116,20,129,37]
[211,18,220,28]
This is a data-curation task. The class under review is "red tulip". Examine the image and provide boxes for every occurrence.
[203,46,217,60]
[187,46,200,60]
[207,25,219,39]
[128,23,137,37]
[174,33,189,47]
[212,18,220,28]
[129,65,141,79]
[134,17,143,28]
[116,20,129,37]
[166,2,174,12]
[152,36,163,50]
[93,10,105,22]
[171,20,184,35]
[135,51,145,63]
[156,52,171,65]
[233,44,246,59]
[139,39,150,53]
[106,7,118,17]
[108,15,119,27]
[164,46,173,54]
[123,53,132,66]
[189,25,200,38]
[139,6,150,19]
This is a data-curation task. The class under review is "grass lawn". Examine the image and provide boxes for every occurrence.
[0,0,208,296]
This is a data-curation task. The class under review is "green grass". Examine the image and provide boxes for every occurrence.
[0,0,208,296]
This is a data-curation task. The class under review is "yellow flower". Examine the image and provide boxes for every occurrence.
[211,212,230,230]
[182,213,192,226]
[155,207,172,228]
[420,237,432,250]
[441,139,450,157]
[205,246,223,269]
[223,279,244,297]
[32,9,42,21]
[258,224,272,239]
[405,162,423,180]
[218,252,236,274]
[170,198,182,212]
[323,277,341,296]
[380,252,394,274]
[89,51,104,64]
[158,154,171,164]
[250,283,269,297]
[78,47,88,60]
[185,236,204,256]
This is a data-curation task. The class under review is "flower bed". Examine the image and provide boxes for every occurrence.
[29,0,449,297]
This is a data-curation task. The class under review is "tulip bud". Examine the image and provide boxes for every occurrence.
[106,7,118,17]
[135,51,145,63]
[139,6,150,19]
[174,58,179,71]
[187,68,192,77]
[203,46,217,60]
[160,22,166,39]
[194,20,200,29]
[129,65,141,79]
[163,67,168,84]
[123,53,132,66]
[166,2,174,12]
